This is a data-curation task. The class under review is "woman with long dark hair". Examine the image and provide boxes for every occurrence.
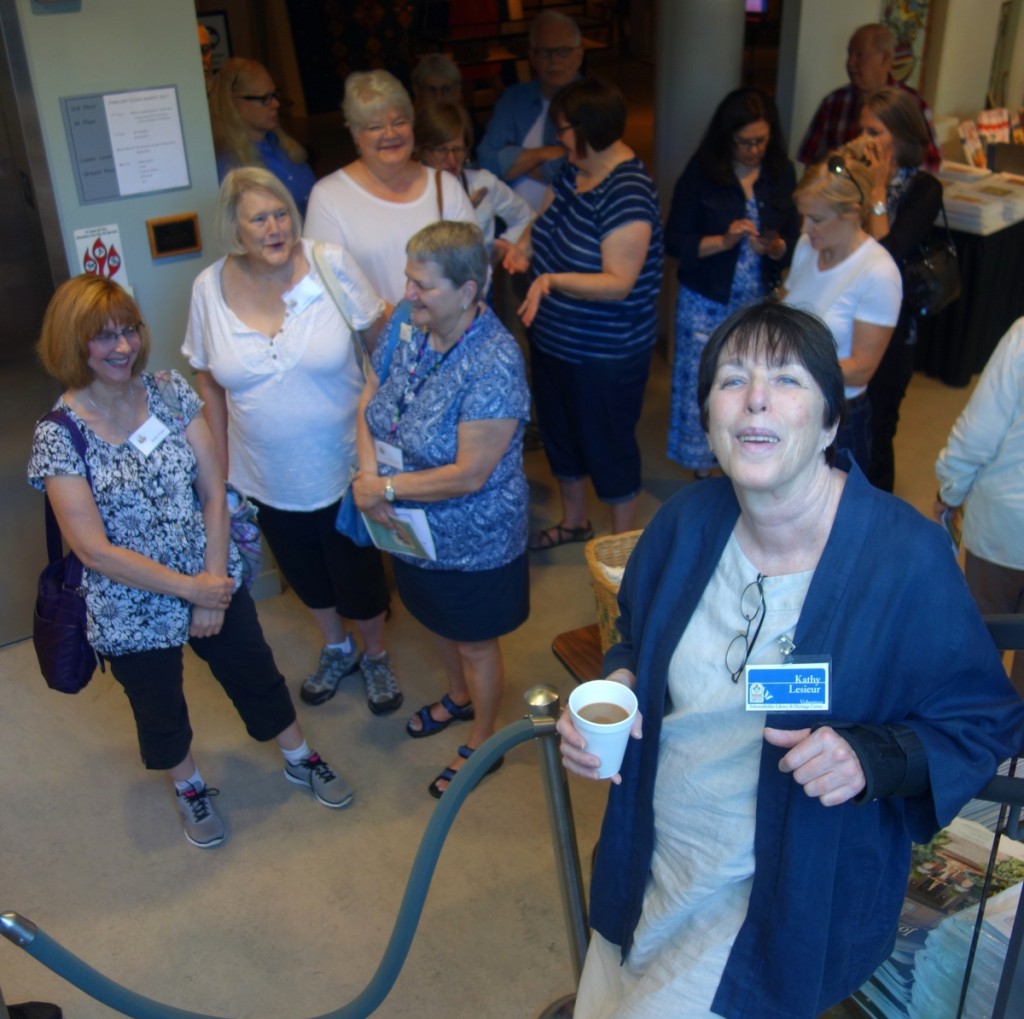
[665,88,799,477]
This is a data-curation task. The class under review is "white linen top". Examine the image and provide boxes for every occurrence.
[784,233,902,399]
[936,316,1024,569]
[574,532,813,1018]
[303,166,475,304]
[463,166,533,255]
[182,239,383,511]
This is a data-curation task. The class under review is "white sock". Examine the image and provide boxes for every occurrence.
[327,637,353,653]
[281,740,311,766]
[174,768,204,794]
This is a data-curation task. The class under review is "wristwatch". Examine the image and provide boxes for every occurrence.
[383,477,396,503]
[870,200,888,217]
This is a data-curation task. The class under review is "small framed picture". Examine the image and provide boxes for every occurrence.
[197,11,231,71]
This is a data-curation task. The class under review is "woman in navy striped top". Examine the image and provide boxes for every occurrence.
[505,77,663,548]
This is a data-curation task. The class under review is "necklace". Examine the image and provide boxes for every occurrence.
[85,380,138,436]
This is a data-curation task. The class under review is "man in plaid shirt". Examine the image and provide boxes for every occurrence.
[797,23,941,171]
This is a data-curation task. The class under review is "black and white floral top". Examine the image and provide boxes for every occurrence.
[27,370,242,657]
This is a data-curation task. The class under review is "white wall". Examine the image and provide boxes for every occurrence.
[778,0,880,161]
[927,0,1005,120]
[16,0,220,371]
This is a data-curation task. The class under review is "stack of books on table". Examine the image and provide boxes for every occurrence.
[851,816,1024,1018]
[937,169,1024,234]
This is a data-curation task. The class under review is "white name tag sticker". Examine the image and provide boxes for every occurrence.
[399,321,414,342]
[284,276,323,316]
[128,414,171,456]
[374,439,404,470]
[745,659,831,712]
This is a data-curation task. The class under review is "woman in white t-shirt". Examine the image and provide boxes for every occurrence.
[184,168,405,719]
[303,70,475,304]
[781,152,902,474]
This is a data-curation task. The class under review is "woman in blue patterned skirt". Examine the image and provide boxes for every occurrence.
[666,89,799,477]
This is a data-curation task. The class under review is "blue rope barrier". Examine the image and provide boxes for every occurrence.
[2,716,549,1019]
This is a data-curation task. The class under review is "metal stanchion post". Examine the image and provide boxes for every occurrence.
[525,684,589,1019]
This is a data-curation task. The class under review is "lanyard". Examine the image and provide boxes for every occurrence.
[386,310,480,438]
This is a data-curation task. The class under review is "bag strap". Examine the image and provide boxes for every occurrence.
[435,169,444,218]
[39,410,90,568]
[376,300,414,383]
[312,241,372,379]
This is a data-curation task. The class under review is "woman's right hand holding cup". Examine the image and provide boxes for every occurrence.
[558,668,642,784]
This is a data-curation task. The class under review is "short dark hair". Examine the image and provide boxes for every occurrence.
[696,302,845,462]
[414,100,474,153]
[37,275,149,390]
[549,76,626,157]
[698,88,790,186]
[862,86,930,168]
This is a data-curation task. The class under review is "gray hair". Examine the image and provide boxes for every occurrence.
[343,70,414,131]
[411,53,461,90]
[214,167,302,255]
[530,9,581,47]
[406,221,489,299]
[850,23,894,58]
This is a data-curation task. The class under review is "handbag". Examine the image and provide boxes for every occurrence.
[902,202,961,318]
[33,411,104,694]
[334,302,414,546]
[153,371,261,588]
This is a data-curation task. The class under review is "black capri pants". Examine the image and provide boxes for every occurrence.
[253,498,390,621]
[107,586,297,771]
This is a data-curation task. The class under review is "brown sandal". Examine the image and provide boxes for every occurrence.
[528,521,594,551]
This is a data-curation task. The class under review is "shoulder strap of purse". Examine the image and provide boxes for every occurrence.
[435,169,444,218]
[312,241,372,379]
[377,300,413,382]
[39,410,90,566]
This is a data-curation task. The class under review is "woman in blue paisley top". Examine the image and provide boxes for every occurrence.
[28,275,352,850]
[353,221,530,798]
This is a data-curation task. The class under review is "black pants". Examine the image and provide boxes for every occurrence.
[107,586,296,770]
[867,330,916,492]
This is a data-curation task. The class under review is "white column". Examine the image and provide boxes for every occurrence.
[653,0,747,211]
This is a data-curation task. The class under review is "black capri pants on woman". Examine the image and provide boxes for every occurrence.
[108,586,296,771]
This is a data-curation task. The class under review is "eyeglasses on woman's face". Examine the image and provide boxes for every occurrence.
[235,90,281,107]
[826,155,866,206]
[93,324,141,346]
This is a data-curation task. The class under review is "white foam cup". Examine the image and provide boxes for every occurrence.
[567,679,639,779]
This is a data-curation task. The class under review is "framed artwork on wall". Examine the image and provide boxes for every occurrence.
[198,11,231,72]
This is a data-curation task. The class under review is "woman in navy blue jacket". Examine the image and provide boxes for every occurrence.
[558,302,1024,1018]
[665,89,799,476]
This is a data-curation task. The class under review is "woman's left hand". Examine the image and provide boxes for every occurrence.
[190,606,226,639]
[518,273,552,327]
[862,138,892,193]
[764,726,866,806]
[351,471,397,526]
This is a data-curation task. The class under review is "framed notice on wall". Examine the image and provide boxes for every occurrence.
[60,86,191,204]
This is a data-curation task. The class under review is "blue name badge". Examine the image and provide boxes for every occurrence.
[745,658,830,712]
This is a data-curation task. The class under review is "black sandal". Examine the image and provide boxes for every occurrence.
[428,744,504,799]
[528,520,594,551]
[406,693,475,739]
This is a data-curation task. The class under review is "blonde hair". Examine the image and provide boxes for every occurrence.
[794,151,872,224]
[37,275,149,390]
[209,58,307,170]
[342,70,414,133]
[214,167,302,256]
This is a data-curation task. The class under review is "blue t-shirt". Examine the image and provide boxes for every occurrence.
[216,131,317,218]
[365,306,530,571]
[530,157,664,362]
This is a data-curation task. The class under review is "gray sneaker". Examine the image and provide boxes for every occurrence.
[284,751,353,809]
[300,639,361,705]
[360,652,403,715]
[176,783,225,848]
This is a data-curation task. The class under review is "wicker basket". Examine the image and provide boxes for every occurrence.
[585,530,643,653]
